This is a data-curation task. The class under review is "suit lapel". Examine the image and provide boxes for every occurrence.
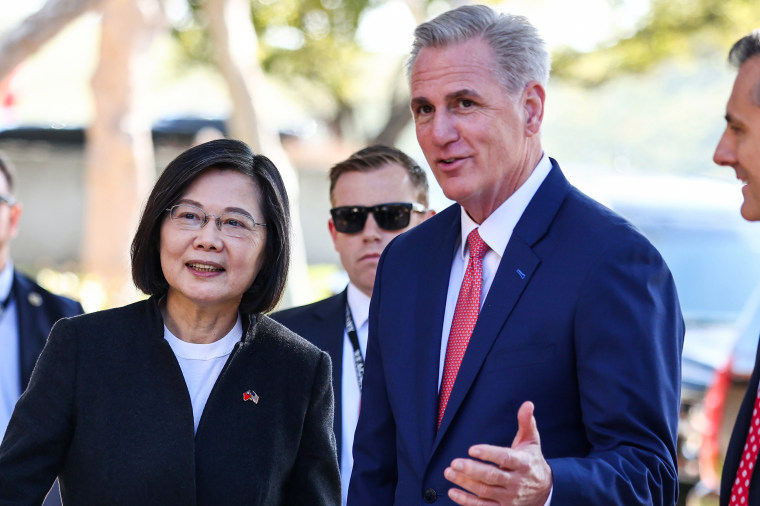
[721,341,760,505]
[433,239,539,441]
[320,291,348,405]
[14,272,46,390]
[414,207,462,457]
[433,160,570,443]
[312,291,347,459]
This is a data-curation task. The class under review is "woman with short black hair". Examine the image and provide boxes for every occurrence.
[0,139,340,505]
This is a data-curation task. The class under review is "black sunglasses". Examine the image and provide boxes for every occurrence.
[330,202,426,234]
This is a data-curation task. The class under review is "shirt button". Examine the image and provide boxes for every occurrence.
[423,488,437,503]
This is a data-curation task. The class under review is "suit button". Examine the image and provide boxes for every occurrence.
[423,488,437,503]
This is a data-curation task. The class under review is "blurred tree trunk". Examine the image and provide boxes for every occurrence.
[370,0,429,146]
[203,0,313,308]
[370,61,412,146]
[82,0,164,307]
[0,0,107,81]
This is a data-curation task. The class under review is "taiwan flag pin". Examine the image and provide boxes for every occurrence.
[243,390,259,404]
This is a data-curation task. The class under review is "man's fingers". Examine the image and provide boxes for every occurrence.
[466,445,529,473]
[447,443,553,505]
[447,485,498,506]
[512,401,540,448]
[445,462,506,502]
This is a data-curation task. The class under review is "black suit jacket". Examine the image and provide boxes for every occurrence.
[14,270,84,390]
[0,297,340,505]
[721,340,760,505]
[271,290,346,461]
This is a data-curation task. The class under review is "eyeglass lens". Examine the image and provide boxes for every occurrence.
[331,203,413,233]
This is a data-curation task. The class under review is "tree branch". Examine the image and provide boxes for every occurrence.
[0,0,109,81]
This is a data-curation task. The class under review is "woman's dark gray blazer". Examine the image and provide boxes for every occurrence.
[0,297,340,505]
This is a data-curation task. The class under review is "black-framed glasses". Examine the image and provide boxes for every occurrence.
[330,202,426,234]
[166,204,266,239]
[0,195,16,206]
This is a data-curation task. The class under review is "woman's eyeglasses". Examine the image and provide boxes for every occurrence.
[330,202,426,234]
[166,204,266,239]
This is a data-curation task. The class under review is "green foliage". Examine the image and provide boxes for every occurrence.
[172,0,378,113]
[173,0,214,67]
[552,0,760,86]
[252,0,370,106]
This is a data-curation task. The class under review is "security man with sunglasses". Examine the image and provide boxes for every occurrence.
[272,145,434,505]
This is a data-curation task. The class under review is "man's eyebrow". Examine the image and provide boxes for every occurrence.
[447,89,481,100]
[411,89,483,107]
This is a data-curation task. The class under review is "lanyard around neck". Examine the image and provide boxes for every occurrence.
[344,302,365,391]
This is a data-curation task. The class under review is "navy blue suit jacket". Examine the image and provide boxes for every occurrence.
[14,270,83,391]
[348,161,684,505]
[271,291,346,461]
[720,341,760,505]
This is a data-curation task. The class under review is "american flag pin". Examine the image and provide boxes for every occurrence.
[28,292,43,307]
[243,390,259,404]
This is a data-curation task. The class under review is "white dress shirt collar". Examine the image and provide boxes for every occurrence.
[440,154,553,388]
[457,153,553,259]
[346,282,371,329]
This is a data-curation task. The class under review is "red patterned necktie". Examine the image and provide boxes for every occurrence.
[437,228,488,429]
[729,386,760,506]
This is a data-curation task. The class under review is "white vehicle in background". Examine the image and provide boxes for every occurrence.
[566,167,760,504]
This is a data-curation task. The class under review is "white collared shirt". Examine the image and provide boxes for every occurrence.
[438,154,552,387]
[341,282,370,506]
[0,260,19,440]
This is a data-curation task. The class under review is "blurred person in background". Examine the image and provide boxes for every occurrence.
[0,151,83,506]
[0,139,339,505]
[348,5,683,505]
[272,145,434,505]
[713,29,760,506]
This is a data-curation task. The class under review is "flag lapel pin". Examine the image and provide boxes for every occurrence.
[243,390,259,404]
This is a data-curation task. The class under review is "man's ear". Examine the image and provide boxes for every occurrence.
[523,81,545,137]
[328,218,339,250]
[8,202,21,240]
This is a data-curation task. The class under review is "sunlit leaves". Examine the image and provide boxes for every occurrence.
[552,0,759,85]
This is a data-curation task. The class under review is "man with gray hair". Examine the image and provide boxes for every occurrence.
[348,5,683,505]
[713,30,760,506]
